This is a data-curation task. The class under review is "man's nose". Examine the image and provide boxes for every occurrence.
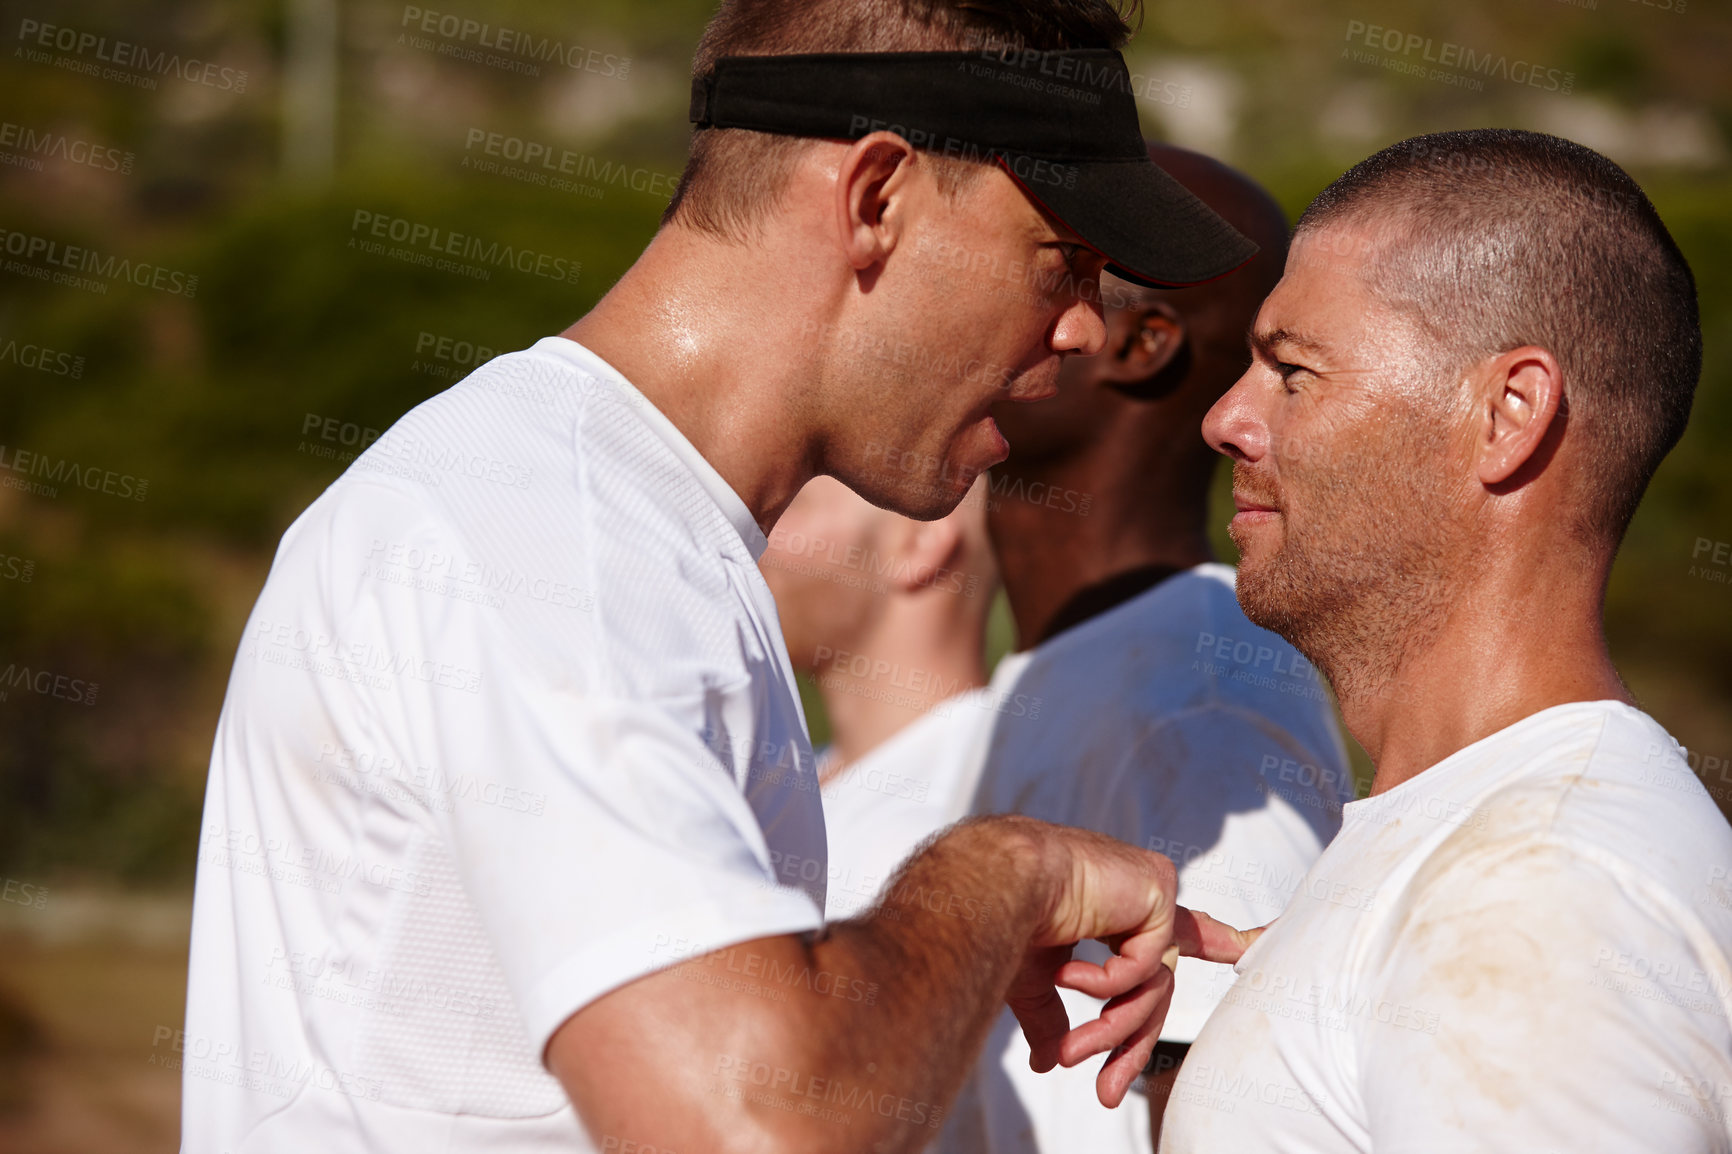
[1203,369,1269,462]
[1051,295,1108,358]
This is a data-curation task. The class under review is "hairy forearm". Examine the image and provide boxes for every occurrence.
[561,816,1059,1154]
[789,816,1058,1147]
[554,814,1194,1154]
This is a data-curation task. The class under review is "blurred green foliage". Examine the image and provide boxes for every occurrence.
[1,0,1729,882]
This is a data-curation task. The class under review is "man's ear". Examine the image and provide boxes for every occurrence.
[833,132,920,273]
[1102,303,1187,398]
[1475,345,1566,487]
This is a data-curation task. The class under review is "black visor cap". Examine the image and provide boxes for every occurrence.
[690,49,1257,288]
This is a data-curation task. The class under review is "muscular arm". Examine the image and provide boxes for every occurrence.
[550,815,1252,1154]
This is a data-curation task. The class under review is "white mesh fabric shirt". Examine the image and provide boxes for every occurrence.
[182,337,826,1152]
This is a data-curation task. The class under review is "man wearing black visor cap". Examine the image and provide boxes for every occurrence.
[688,47,1255,287]
[181,3,1258,1153]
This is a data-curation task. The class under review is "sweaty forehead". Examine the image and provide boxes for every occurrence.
[1285,219,1394,278]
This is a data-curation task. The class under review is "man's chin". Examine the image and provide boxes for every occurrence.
[1231,553,1294,635]
[867,471,972,522]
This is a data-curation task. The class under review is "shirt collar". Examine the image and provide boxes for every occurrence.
[533,336,770,560]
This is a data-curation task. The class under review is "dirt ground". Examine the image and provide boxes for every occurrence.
[0,892,190,1154]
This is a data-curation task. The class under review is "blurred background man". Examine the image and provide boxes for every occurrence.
[761,475,1001,920]
[769,145,1353,1154]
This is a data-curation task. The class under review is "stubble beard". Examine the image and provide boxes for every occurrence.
[1231,431,1466,709]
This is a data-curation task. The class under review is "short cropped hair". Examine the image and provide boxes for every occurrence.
[665,0,1141,241]
[1295,129,1701,544]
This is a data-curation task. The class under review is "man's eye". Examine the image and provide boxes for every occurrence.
[1049,243,1084,263]
[1276,361,1310,387]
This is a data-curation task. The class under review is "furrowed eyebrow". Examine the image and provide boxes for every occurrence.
[1248,326,1329,358]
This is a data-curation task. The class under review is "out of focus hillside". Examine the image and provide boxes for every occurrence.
[1,0,1728,885]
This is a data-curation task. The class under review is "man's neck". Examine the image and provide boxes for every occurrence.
[1335,556,1632,796]
[989,454,1214,648]
[818,610,989,772]
[563,227,825,535]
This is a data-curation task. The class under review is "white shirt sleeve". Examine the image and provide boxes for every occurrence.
[1359,839,1732,1153]
[335,492,824,1055]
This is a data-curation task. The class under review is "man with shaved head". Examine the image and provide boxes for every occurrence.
[1160,129,1732,1152]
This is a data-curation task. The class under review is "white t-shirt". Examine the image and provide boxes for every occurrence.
[1161,700,1732,1154]
[820,565,1350,1154]
[820,687,998,922]
[182,337,827,1153]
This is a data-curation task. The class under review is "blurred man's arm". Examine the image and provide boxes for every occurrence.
[1083,706,1315,1148]
[550,816,1253,1154]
